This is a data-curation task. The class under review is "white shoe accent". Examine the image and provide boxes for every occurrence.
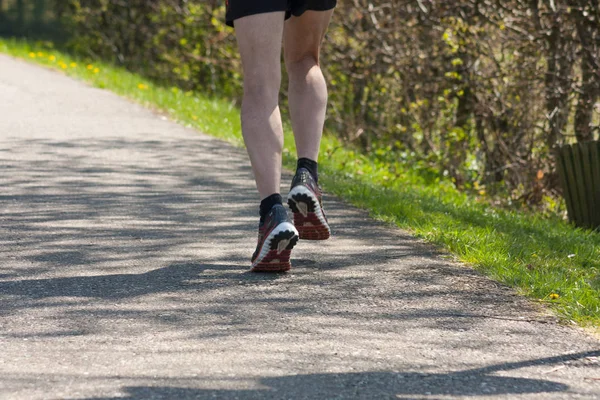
[277,239,290,254]
[252,222,298,267]
[288,185,331,235]
[297,202,309,217]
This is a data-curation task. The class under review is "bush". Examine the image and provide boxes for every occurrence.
[60,1,240,97]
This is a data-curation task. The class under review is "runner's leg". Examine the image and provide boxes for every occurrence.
[284,10,334,241]
[284,10,334,162]
[235,12,299,271]
[235,12,286,200]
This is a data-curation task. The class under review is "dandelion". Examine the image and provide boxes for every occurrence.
[29,52,36,58]
[451,58,463,67]
[58,62,68,69]
[87,64,94,70]
[48,55,56,62]
[192,115,198,120]
[69,62,77,68]
[37,52,44,57]
[549,293,560,300]
[93,67,100,74]
[138,83,148,90]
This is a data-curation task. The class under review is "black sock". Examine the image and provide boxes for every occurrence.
[259,193,283,223]
[297,158,318,183]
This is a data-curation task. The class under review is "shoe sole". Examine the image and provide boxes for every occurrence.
[288,185,331,241]
[251,222,299,272]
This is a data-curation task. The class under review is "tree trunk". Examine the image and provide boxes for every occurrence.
[544,23,573,150]
[575,58,598,142]
[16,0,25,27]
[33,0,45,25]
[571,0,600,142]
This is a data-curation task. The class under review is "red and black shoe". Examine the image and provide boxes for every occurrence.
[251,204,299,272]
[287,168,331,240]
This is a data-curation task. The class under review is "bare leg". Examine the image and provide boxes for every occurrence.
[284,10,334,161]
[235,12,285,199]
[283,10,334,242]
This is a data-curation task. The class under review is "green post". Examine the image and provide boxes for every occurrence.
[557,141,600,230]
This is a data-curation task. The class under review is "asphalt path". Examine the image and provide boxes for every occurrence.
[1,54,599,399]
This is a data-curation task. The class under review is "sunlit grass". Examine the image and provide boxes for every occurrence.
[2,37,599,327]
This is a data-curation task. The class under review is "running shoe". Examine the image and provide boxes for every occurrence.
[251,204,299,272]
[287,168,331,240]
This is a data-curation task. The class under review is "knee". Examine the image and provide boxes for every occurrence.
[243,65,281,101]
[286,53,320,77]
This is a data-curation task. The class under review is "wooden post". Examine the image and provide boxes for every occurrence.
[557,141,600,230]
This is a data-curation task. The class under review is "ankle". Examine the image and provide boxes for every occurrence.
[297,158,318,183]
[259,193,283,223]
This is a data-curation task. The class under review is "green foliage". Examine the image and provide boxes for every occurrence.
[61,0,240,98]
[0,0,66,39]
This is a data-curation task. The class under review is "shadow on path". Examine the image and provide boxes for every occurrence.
[0,137,580,343]
[75,350,600,399]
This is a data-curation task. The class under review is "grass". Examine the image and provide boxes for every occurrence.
[2,37,599,327]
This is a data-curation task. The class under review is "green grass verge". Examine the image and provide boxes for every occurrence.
[2,38,599,327]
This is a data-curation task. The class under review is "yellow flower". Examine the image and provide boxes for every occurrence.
[37,52,44,57]
[93,68,100,74]
[549,293,560,300]
[192,115,198,120]
[138,83,148,90]
[69,62,77,68]
[29,52,36,58]
[58,62,67,69]
[48,55,56,61]
[87,64,94,70]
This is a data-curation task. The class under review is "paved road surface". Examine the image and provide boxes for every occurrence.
[1,54,599,399]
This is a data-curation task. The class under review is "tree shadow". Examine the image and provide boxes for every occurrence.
[74,350,600,399]
[2,137,598,400]
[0,137,578,337]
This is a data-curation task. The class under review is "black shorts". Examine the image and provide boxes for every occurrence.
[226,0,337,27]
